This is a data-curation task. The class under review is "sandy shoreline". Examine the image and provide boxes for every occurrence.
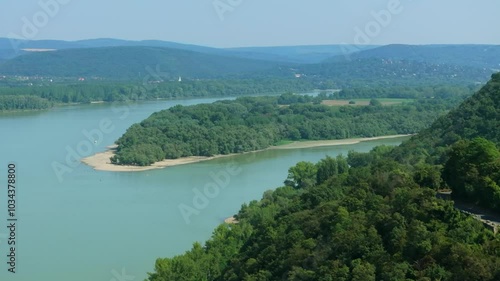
[81,134,411,172]
[224,216,239,224]
[271,135,411,150]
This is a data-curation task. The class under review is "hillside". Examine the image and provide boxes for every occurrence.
[295,58,493,86]
[330,44,500,70]
[0,38,226,56]
[0,38,373,64]
[145,74,500,281]
[394,72,500,163]
[226,45,378,64]
[0,41,496,84]
[0,46,278,79]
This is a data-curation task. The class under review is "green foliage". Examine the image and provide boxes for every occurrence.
[443,138,500,211]
[0,95,52,110]
[299,59,493,87]
[146,152,500,281]
[285,161,318,189]
[391,73,500,212]
[145,74,500,281]
[0,46,277,79]
[0,78,316,106]
[112,95,457,166]
[394,73,500,165]
[369,99,382,107]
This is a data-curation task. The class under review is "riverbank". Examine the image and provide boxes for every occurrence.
[81,134,412,172]
[272,135,411,149]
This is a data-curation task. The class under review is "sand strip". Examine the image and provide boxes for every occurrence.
[273,134,412,149]
[224,217,239,224]
[81,134,411,172]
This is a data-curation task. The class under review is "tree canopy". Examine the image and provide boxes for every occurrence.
[111,95,460,166]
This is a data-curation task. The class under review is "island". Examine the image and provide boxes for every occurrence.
[82,94,459,171]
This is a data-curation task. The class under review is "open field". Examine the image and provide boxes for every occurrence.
[321,98,413,106]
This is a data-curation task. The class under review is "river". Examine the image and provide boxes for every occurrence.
[0,98,410,281]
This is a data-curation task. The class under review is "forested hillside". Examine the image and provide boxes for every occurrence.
[0,45,495,85]
[388,73,500,212]
[111,94,464,166]
[395,72,500,163]
[144,73,500,281]
[0,46,278,79]
[296,59,492,86]
[333,44,500,69]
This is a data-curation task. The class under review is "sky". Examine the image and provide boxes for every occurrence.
[0,0,499,48]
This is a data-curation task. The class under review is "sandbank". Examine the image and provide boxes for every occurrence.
[81,134,411,172]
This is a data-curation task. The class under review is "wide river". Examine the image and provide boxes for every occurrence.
[0,97,409,281]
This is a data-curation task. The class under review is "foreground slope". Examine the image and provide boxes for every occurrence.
[394,72,500,163]
[145,75,500,281]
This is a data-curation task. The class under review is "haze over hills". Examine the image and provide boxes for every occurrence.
[224,45,378,64]
[0,46,281,80]
[3,38,500,68]
[329,44,500,70]
[294,58,493,86]
[0,41,497,84]
[0,38,367,64]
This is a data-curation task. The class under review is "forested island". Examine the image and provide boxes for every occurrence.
[109,92,467,166]
[144,75,500,280]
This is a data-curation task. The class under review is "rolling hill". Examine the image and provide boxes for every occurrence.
[394,72,500,163]
[0,46,280,80]
[225,45,378,63]
[290,58,494,86]
[0,38,373,64]
[329,44,500,70]
[0,41,497,85]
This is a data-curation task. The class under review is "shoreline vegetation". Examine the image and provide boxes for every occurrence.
[81,134,411,172]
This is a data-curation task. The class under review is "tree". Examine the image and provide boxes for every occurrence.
[285,161,317,189]
[369,99,382,106]
[443,138,500,211]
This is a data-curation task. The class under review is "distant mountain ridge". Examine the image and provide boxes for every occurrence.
[0,38,370,64]
[0,39,497,83]
[0,46,279,79]
[329,44,500,69]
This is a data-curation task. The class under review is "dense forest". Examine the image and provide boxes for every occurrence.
[294,58,493,86]
[111,93,466,166]
[333,44,500,69]
[144,75,500,281]
[387,73,500,212]
[0,45,495,83]
[0,77,478,111]
[0,46,278,79]
[0,95,52,110]
[0,78,316,111]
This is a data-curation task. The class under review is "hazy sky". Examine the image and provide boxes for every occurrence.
[1,0,499,47]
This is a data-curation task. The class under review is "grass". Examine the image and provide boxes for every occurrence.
[274,140,295,146]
